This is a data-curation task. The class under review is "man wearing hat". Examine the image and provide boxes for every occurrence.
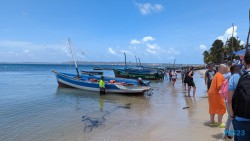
[205,64,216,92]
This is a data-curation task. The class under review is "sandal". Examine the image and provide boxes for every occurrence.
[217,123,225,128]
[209,122,218,126]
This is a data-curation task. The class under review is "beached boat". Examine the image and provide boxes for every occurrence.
[113,68,164,80]
[81,70,103,75]
[52,70,151,94]
[113,53,164,80]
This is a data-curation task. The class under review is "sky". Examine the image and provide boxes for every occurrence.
[0,0,249,64]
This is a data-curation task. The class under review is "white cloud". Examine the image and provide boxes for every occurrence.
[146,48,156,54]
[142,36,155,42]
[0,40,82,62]
[145,43,157,49]
[120,50,132,54]
[134,1,164,15]
[130,39,141,44]
[199,44,207,50]
[217,26,238,42]
[23,49,30,53]
[107,47,116,55]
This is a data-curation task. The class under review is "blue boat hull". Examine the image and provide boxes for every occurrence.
[52,70,151,94]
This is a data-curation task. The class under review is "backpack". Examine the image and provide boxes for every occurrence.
[219,79,229,99]
[232,72,250,118]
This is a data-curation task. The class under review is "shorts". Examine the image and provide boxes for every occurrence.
[187,81,195,87]
[172,78,176,81]
[207,82,211,90]
[100,88,106,94]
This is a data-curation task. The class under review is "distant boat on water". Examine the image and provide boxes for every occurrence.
[113,53,164,80]
[93,66,103,70]
[81,70,103,75]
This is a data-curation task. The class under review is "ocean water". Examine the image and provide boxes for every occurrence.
[0,64,207,141]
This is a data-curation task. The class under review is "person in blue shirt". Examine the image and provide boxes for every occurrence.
[224,65,240,139]
[228,51,250,141]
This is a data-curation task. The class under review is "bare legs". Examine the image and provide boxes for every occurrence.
[209,114,224,125]
[188,86,191,96]
[210,114,215,123]
[218,114,224,125]
[193,86,196,96]
[187,86,196,97]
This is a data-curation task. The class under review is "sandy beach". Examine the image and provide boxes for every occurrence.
[0,67,232,141]
[78,70,230,141]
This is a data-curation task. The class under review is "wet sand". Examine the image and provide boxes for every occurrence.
[76,70,229,141]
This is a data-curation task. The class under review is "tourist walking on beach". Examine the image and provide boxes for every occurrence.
[187,67,196,96]
[172,70,177,86]
[208,64,228,128]
[228,51,250,141]
[99,76,106,94]
[205,64,216,92]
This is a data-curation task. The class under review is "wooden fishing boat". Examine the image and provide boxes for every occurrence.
[52,70,151,94]
[81,70,103,75]
[113,53,164,80]
[113,68,164,80]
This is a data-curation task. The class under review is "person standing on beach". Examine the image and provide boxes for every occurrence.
[184,67,190,90]
[224,65,240,139]
[228,51,250,141]
[205,64,216,92]
[99,76,106,94]
[172,70,177,86]
[208,64,227,128]
[181,68,186,83]
[187,67,196,96]
[169,70,172,82]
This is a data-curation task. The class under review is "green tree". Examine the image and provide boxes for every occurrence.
[203,50,210,64]
[210,39,224,64]
[225,37,244,60]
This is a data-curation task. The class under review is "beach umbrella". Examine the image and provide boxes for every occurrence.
[233,45,250,60]
[233,45,250,56]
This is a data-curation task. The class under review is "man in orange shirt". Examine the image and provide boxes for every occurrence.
[208,64,228,128]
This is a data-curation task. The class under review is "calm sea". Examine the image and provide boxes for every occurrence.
[0,64,206,141]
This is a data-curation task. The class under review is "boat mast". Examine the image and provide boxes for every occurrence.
[68,38,80,78]
[246,9,250,51]
[173,59,176,70]
[231,23,234,61]
[124,52,127,69]
[138,58,142,67]
[135,55,138,67]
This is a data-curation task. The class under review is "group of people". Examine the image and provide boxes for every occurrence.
[168,67,196,96]
[206,51,250,141]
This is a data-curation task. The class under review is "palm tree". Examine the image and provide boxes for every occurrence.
[210,39,224,64]
[203,50,210,64]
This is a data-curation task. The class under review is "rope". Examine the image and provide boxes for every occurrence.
[82,103,132,132]
[36,75,52,85]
